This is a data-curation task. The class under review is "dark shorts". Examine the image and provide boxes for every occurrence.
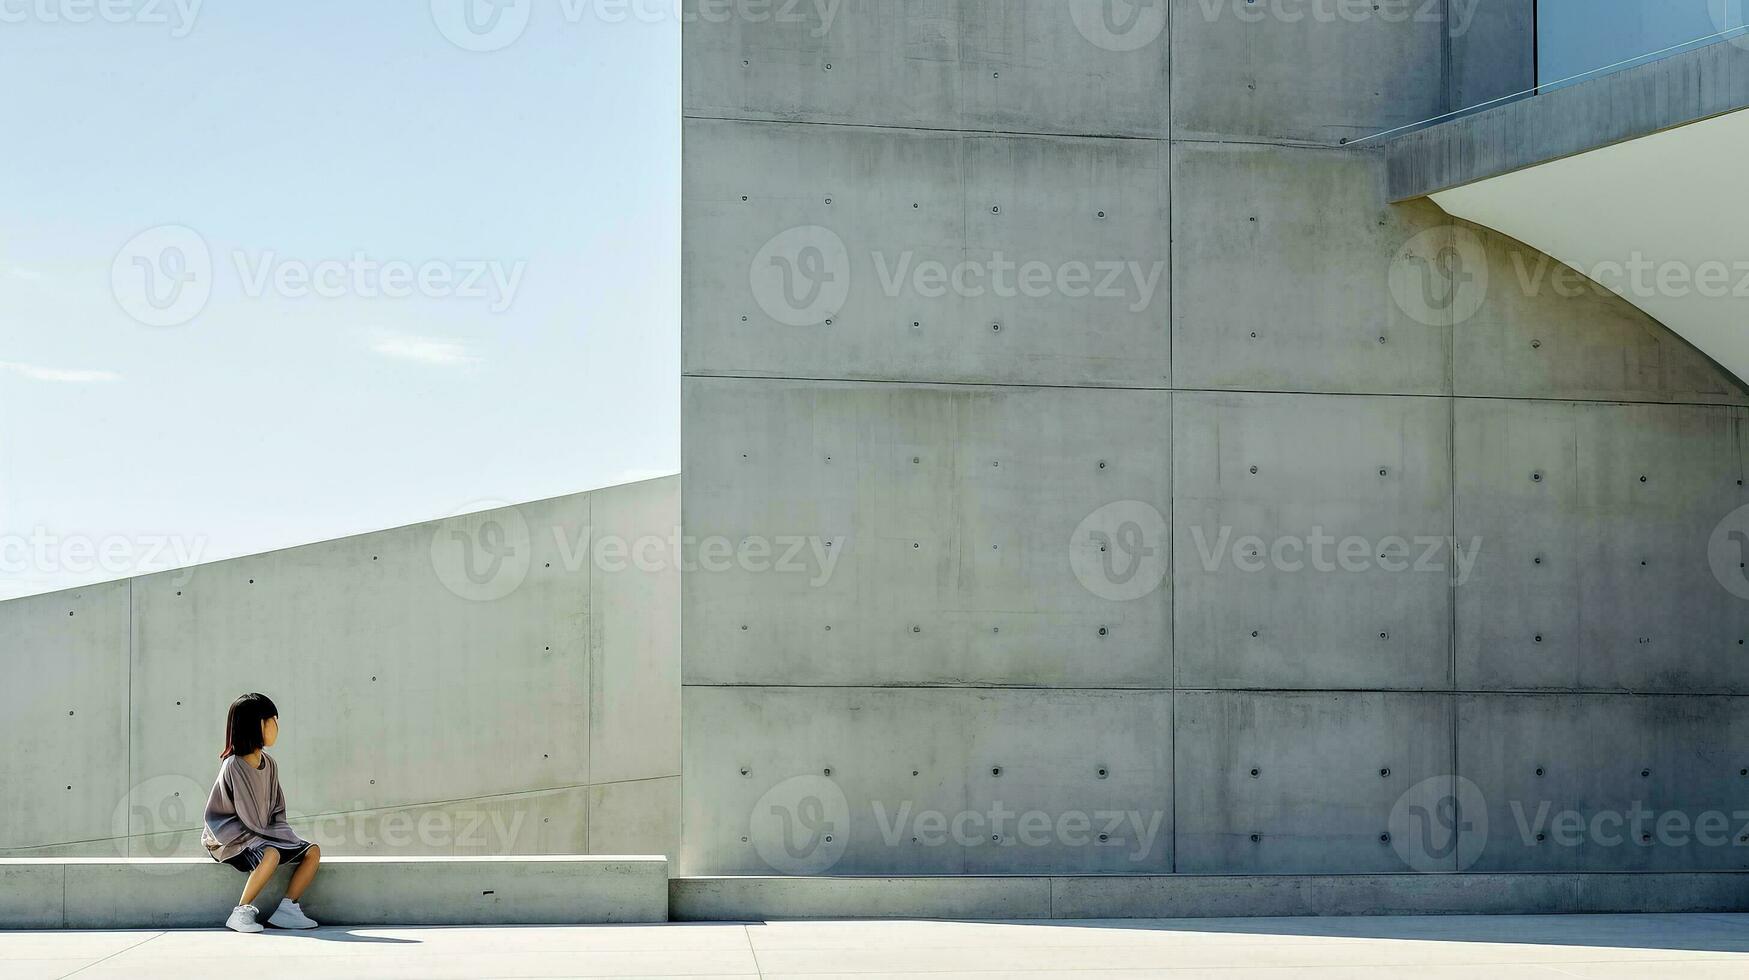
[221,840,314,874]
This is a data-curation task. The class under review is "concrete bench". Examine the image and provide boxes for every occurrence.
[1,856,667,929]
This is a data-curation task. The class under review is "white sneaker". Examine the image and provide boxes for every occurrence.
[267,897,319,929]
[225,905,264,933]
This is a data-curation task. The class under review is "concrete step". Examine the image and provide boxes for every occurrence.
[671,872,1749,921]
[2,856,667,929]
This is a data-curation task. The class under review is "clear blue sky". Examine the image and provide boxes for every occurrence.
[0,3,678,599]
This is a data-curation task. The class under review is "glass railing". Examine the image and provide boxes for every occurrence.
[1539,0,1747,86]
[1348,2,1749,146]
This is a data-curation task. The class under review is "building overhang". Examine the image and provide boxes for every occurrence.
[1385,40,1749,387]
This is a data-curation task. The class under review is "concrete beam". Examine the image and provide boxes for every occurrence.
[1384,39,1749,201]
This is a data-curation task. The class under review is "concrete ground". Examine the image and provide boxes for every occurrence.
[6,913,1749,978]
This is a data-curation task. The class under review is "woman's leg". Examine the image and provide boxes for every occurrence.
[285,844,321,902]
[238,847,280,907]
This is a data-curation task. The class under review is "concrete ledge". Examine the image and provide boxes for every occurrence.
[673,875,1053,921]
[1384,39,1749,201]
[2,856,667,929]
[672,873,1749,921]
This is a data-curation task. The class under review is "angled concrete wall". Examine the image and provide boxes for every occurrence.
[0,478,679,865]
[683,0,1749,883]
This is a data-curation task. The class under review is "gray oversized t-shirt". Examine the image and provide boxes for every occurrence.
[201,752,308,863]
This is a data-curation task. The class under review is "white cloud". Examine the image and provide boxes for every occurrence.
[4,266,42,281]
[0,360,120,383]
[370,336,478,366]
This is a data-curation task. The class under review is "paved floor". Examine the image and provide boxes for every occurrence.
[5,914,1749,978]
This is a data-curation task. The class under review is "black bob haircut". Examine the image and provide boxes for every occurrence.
[221,692,278,760]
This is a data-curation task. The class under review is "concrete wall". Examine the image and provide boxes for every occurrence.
[0,478,680,864]
[682,0,1749,880]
